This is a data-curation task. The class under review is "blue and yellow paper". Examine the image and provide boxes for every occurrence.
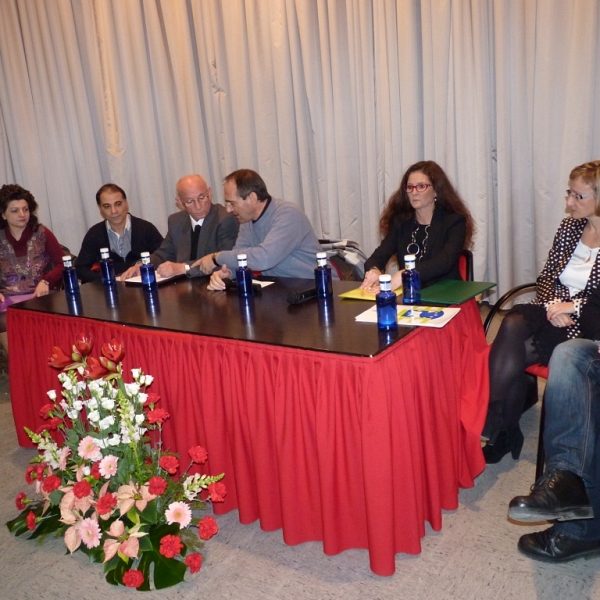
[355,304,461,328]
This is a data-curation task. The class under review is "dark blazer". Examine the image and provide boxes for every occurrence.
[151,203,239,276]
[364,205,466,286]
[76,215,163,283]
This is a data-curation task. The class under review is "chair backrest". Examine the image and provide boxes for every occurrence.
[458,249,474,281]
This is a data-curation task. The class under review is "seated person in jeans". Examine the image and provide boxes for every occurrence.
[76,184,163,282]
[507,284,600,561]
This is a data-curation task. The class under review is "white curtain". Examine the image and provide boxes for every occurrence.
[1,0,600,294]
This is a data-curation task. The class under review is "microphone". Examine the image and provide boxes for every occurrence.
[286,287,318,305]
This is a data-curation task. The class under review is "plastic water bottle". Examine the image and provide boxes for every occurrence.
[140,252,157,292]
[62,255,80,296]
[236,254,253,298]
[99,247,116,286]
[314,252,333,299]
[376,274,398,330]
[402,254,421,305]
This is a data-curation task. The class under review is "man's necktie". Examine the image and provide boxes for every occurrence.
[190,225,201,260]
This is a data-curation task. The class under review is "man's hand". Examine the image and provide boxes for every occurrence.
[207,265,232,290]
[119,264,141,281]
[193,254,218,275]
[156,262,186,278]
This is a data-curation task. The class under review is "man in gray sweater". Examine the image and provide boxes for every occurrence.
[194,169,322,288]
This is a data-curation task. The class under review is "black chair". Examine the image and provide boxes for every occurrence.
[483,282,547,481]
[459,249,474,281]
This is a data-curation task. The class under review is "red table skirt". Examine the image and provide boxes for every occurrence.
[8,300,488,575]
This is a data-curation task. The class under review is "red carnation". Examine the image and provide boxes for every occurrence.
[25,466,36,484]
[159,455,179,475]
[207,481,227,503]
[159,534,183,559]
[185,552,202,574]
[15,492,27,511]
[90,461,101,480]
[122,569,144,588]
[188,446,208,464]
[198,515,218,540]
[74,332,93,357]
[101,339,125,363]
[48,346,72,369]
[73,480,92,499]
[46,417,62,431]
[26,511,36,531]
[145,392,161,406]
[38,403,54,419]
[148,476,168,496]
[146,408,170,425]
[96,492,117,516]
[42,474,62,494]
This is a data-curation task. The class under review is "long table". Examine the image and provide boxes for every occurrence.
[8,278,489,576]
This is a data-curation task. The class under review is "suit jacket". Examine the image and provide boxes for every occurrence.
[151,203,239,276]
[76,215,163,283]
[363,205,466,286]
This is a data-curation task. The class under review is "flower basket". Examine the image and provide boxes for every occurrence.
[6,334,226,590]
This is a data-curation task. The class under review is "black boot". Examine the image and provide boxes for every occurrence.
[482,426,524,464]
[508,469,593,522]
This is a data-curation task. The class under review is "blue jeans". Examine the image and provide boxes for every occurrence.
[544,339,600,540]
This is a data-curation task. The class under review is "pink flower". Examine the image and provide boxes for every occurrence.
[99,455,119,479]
[77,436,102,461]
[189,446,208,464]
[58,447,71,471]
[198,515,218,540]
[122,569,144,588]
[185,552,202,574]
[159,534,183,559]
[78,517,101,548]
[116,481,157,515]
[165,501,192,528]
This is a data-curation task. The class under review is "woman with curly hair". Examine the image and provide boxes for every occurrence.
[361,160,475,292]
[0,184,64,351]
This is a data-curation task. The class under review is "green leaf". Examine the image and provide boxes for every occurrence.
[138,549,186,590]
[139,499,158,524]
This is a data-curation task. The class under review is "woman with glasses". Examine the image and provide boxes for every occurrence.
[361,160,475,292]
[482,160,600,464]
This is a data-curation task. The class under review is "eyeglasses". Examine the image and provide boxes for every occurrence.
[566,189,595,201]
[182,193,208,206]
[404,183,432,193]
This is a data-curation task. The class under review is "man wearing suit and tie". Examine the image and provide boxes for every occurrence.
[121,174,238,280]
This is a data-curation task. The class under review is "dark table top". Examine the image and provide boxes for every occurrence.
[11,278,415,357]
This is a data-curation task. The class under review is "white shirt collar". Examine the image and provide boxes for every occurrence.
[105,214,131,237]
[189,216,205,228]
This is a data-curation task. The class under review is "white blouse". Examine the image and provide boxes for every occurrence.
[559,240,600,297]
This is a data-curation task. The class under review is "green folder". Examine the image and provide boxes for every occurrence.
[419,280,496,305]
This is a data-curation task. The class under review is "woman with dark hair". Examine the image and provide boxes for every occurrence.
[0,184,64,351]
[361,160,475,292]
[482,160,600,464]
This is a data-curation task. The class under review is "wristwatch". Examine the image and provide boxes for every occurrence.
[212,253,220,267]
[184,264,191,275]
